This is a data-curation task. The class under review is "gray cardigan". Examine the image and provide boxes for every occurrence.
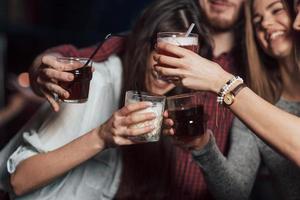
[192,99,300,200]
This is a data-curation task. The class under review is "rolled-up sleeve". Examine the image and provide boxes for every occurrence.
[7,145,38,174]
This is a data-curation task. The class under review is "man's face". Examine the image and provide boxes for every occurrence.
[199,0,245,31]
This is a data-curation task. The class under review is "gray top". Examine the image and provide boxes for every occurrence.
[192,98,300,200]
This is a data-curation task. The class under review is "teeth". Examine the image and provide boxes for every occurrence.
[269,31,284,40]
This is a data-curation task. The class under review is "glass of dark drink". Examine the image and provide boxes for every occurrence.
[156,32,199,81]
[167,92,207,139]
[57,57,93,103]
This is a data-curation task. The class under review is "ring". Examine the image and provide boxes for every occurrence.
[53,93,59,102]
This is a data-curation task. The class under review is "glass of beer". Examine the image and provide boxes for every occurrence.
[157,32,199,54]
[167,92,208,139]
[57,57,93,103]
[156,32,199,81]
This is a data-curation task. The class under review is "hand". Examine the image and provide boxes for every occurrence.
[98,101,157,147]
[30,53,83,111]
[154,42,234,93]
[162,110,211,150]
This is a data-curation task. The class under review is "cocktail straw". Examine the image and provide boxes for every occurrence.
[185,23,195,37]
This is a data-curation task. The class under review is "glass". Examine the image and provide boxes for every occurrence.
[157,32,199,54]
[125,91,166,142]
[156,32,199,81]
[167,92,208,139]
[57,57,93,103]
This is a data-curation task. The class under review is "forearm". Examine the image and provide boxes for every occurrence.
[230,87,300,166]
[192,135,256,200]
[11,127,105,196]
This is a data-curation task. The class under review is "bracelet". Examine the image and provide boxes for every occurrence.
[231,83,246,96]
[217,76,243,104]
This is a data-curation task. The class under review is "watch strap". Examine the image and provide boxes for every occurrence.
[231,83,246,96]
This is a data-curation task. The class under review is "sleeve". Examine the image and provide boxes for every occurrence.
[6,55,123,176]
[45,36,125,62]
[0,103,51,190]
[192,118,261,200]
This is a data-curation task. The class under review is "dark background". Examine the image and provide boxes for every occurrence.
[0,0,152,148]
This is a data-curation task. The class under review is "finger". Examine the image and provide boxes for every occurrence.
[38,78,69,98]
[41,90,60,112]
[163,128,174,136]
[155,66,184,78]
[122,112,156,126]
[42,55,82,71]
[153,54,184,69]
[163,110,169,118]
[156,42,190,58]
[119,101,153,116]
[163,118,174,127]
[41,68,74,82]
[126,125,155,137]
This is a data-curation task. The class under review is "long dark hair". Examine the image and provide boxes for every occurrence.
[116,0,211,199]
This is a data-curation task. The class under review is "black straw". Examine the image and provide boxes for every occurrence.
[82,33,112,68]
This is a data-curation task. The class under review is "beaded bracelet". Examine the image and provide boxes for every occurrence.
[217,76,243,104]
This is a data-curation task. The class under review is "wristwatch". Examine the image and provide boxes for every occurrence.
[223,83,246,106]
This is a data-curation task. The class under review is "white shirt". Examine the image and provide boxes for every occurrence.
[6,55,123,200]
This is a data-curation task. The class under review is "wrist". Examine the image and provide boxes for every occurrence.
[92,126,108,150]
[213,72,234,94]
[192,131,211,151]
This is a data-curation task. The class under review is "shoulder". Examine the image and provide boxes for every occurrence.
[92,55,123,81]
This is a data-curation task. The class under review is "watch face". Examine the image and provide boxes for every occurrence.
[224,93,234,105]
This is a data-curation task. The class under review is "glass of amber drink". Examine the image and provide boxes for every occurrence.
[156,32,199,81]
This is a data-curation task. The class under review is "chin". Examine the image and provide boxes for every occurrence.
[269,44,292,58]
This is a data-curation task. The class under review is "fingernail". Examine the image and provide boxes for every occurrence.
[68,74,74,81]
[64,92,69,98]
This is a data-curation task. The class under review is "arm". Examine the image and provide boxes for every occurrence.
[155,42,300,167]
[192,120,260,200]
[28,36,125,111]
[10,102,156,196]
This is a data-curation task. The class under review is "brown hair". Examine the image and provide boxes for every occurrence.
[120,0,212,103]
[116,0,212,199]
[245,0,282,103]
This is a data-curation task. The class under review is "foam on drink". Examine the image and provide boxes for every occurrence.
[157,36,198,46]
[157,36,199,55]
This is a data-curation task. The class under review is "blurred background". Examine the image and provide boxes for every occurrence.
[0,0,152,149]
[0,1,152,198]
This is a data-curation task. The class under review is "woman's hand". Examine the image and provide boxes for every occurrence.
[154,42,234,94]
[29,53,82,111]
[98,101,157,147]
[162,110,211,150]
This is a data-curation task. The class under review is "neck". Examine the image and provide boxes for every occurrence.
[212,30,235,57]
[279,55,300,101]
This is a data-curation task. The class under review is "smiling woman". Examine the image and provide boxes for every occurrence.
[153,0,300,199]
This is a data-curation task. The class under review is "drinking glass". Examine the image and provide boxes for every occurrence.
[57,57,93,103]
[156,32,199,81]
[125,91,166,142]
[167,92,208,139]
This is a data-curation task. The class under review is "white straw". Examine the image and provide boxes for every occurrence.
[185,23,195,37]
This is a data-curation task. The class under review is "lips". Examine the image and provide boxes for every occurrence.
[209,0,233,9]
[267,31,285,42]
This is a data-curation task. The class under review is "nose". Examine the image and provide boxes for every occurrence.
[261,16,274,30]
[293,12,300,31]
